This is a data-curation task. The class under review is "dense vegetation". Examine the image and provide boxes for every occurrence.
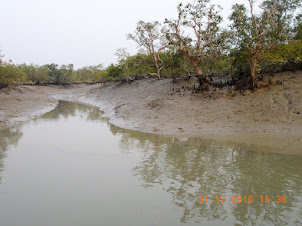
[0,0,301,90]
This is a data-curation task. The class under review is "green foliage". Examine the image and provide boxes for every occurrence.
[295,14,302,40]
[122,53,154,76]
[165,0,223,80]
[58,64,74,85]
[18,64,51,84]
[106,64,122,79]
[1,0,301,90]
[44,63,74,85]
[0,61,27,88]
[296,24,302,40]
[161,49,210,79]
[261,39,302,73]
[112,51,156,79]
[0,61,108,87]
[127,21,168,78]
[74,64,106,83]
[229,0,301,88]
[45,63,62,84]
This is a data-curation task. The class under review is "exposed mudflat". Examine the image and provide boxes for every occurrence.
[0,71,302,154]
[80,72,302,135]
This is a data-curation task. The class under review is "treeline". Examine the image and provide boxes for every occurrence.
[108,39,302,84]
[0,61,110,88]
[111,0,302,90]
[0,0,301,90]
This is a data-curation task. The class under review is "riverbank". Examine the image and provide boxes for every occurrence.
[1,71,302,154]
[1,71,302,134]
[0,83,105,129]
[80,71,302,135]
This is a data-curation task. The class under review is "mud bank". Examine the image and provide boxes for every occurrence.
[0,71,302,154]
[0,84,102,129]
[79,71,302,135]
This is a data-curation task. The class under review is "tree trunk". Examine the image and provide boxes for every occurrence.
[171,68,176,83]
[156,67,161,80]
[231,55,235,86]
[152,53,161,80]
[192,59,208,86]
[179,46,209,88]
[250,57,257,91]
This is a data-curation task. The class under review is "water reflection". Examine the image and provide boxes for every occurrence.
[36,101,105,122]
[0,101,103,185]
[109,125,302,225]
[0,126,23,184]
[0,101,301,225]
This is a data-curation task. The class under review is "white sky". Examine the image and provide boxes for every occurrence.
[0,0,243,68]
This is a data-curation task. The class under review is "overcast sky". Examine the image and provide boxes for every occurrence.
[0,0,241,68]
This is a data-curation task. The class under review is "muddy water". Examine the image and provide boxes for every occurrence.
[0,101,301,226]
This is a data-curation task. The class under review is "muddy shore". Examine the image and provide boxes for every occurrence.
[1,71,302,154]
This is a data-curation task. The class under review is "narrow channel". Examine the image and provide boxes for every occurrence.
[0,101,301,225]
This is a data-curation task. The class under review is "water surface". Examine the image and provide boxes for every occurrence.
[0,101,301,225]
